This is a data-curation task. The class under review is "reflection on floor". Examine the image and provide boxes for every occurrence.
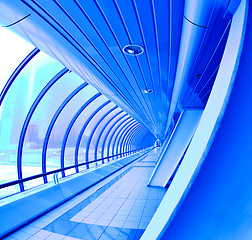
[4,149,166,240]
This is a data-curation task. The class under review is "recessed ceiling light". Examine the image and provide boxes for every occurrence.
[123,44,144,56]
[142,89,153,94]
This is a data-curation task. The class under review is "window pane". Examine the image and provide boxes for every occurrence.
[0,27,33,94]
[48,85,99,176]
[0,51,63,193]
[79,103,115,168]
[87,103,117,163]
[23,72,84,186]
[66,95,108,173]
[97,112,126,159]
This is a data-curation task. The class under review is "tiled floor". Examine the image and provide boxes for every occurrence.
[4,149,166,240]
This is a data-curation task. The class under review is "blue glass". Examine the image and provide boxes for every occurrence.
[0,27,33,95]
[128,126,142,151]
[115,119,135,155]
[61,93,102,176]
[94,109,124,161]
[85,105,117,165]
[46,85,98,177]
[21,71,84,186]
[17,68,69,191]
[110,118,133,157]
[76,100,111,170]
[42,82,88,183]
[121,122,138,154]
[106,117,132,157]
[0,51,63,194]
[123,124,140,153]
[101,114,128,159]
[0,48,40,106]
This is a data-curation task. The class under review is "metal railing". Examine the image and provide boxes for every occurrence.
[0,148,145,191]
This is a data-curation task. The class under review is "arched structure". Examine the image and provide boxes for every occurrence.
[1,1,252,240]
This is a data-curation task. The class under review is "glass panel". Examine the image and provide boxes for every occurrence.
[0,27,34,94]
[78,102,115,168]
[70,95,108,172]
[102,115,129,158]
[87,104,117,163]
[48,85,99,176]
[94,108,123,160]
[23,72,84,185]
[109,118,132,158]
[0,51,63,193]
[119,123,136,155]
[113,119,133,156]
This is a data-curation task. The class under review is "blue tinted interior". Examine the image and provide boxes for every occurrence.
[0,29,154,199]
[1,1,250,240]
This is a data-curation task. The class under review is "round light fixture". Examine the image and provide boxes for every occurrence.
[123,44,144,56]
[142,89,153,94]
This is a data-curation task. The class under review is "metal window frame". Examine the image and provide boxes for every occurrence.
[42,82,88,183]
[110,118,134,157]
[113,119,135,157]
[115,120,137,156]
[101,113,128,159]
[85,106,118,165]
[94,110,124,162]
[75,100,111,171]
[128,127,145,150]
[130,128,147,148]
[106,116,131,158]
[123,124,141,153]
[0,48,40,106]
[61,92,102,177]
[127,126,142,152]
[121,122,140,154]
[126,126,140,152]
[17,67,69,191]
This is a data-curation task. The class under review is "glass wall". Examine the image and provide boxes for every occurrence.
[0,28,155,199]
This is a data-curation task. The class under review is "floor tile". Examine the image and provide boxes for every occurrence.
[12,231,32,240]
[27,236,43,240]
[33,230,52,239]
[4,150,166,240]
[44,218,78,236]
[116,236,128,240]
[126,215,141,223]
[89,225,105,234]
[82,217,97,224]
[46,232,65,240]
[66,224,89,239]
[138,222,149,229]
[99,234,117,240]
[102,227,121,236]
[21,225,40,235]
[95,218,111,226]
[81,230,102,239]
[123,222,138,229]
[113,215,128,222]
[63,236,81,240]
[108,220,124,228]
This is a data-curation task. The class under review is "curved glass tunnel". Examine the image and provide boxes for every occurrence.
[0,27,156,199]
[0,1,250,240]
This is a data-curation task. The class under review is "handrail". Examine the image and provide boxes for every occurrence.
[0,148,145,190]
[53,172,59,184]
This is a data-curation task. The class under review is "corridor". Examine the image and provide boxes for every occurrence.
[4,149,166,240]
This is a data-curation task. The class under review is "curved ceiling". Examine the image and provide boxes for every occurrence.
[0,0,237,140]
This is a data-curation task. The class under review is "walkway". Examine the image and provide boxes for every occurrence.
[4,149,166,240]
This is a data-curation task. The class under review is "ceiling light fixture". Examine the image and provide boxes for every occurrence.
[142,89,153,94]
[123,44,144,56]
